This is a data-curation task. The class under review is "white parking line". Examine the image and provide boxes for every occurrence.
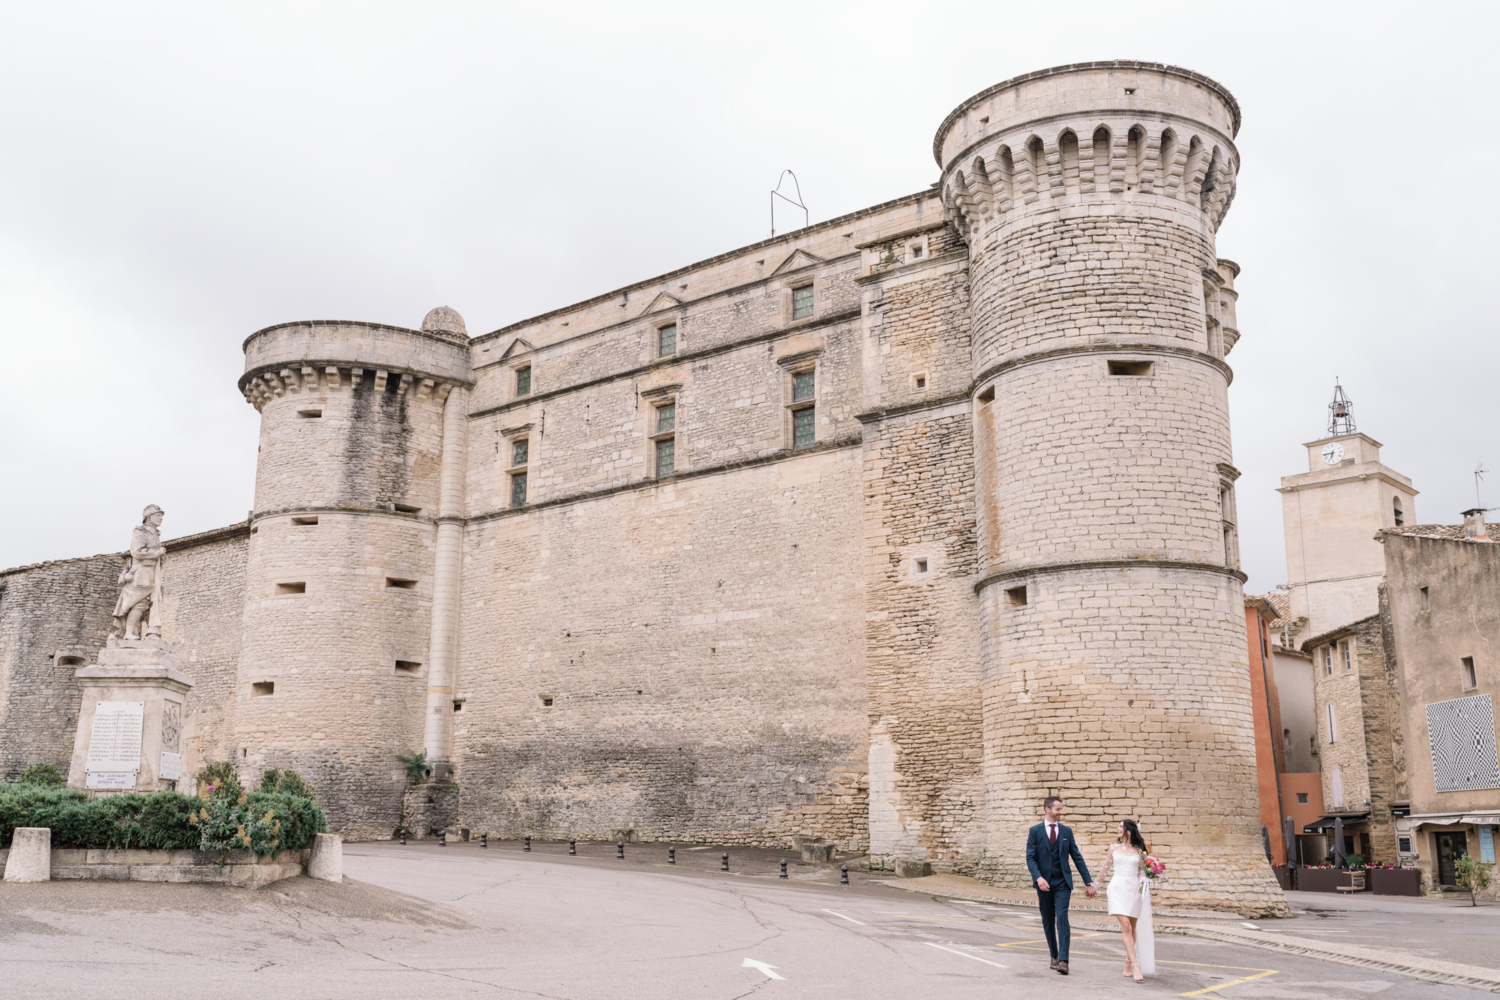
[742,958,785,980]
[822,908,866,925]
[924,942,1008,969]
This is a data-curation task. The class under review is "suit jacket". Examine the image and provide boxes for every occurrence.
[1026,822,1092,891]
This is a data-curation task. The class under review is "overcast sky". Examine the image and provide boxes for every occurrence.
[1,2,1495,595]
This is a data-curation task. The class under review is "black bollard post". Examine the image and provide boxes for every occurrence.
[569,839,576,855]
[481,833,488,849]
[617,841,625,859]
[780,860,788,879]
[841,865,849,885]
[400,831,406,846]
[668,846,675,864]
[524,835,531,852]
[721,853,729,872]
[439,832,447,848]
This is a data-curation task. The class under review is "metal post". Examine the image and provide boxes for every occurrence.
[841,865,849,885]
[481,833,487,849]
[439,831,446,848]
[1334,817,1346,868]
[569,838,577,855]
[524,835,531,852]
[668,846,675,864]
[617,841,624,859]
[780,860,788,879]
[1285,816,1298,866]
[721,853,729,872]
[400,831,406,846]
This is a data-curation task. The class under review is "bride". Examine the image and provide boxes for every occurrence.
[1099,819,1155,982]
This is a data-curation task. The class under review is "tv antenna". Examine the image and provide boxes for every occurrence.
[1478,463,1490,509]
[770,170,808,237]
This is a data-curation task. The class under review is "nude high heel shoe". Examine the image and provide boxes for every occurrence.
[1132,961,1144,982]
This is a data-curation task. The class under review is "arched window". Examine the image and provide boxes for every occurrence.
[1393,495,1405,526]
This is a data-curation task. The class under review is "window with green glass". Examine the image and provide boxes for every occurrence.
[515,367,531,396]
[510,472,527,507]
[658,323,677,356]
[656,402,676,434]
[793,407,815,449]
[512,439,528,467]
[792,370,815,401]
[656,438,675,477]
[792,285,814,320]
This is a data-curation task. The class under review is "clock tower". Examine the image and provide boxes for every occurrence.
[1278,382,1417,642]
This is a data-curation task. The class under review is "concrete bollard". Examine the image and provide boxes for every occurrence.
[668,846,675,864]
[524,835,531,852]
[569,839,576,855]
[481,833,487,849]
[616,841,624,859]
[307,833,343,882]
[4,828,51,883]
[780,860,788,879]
[841,865,849,885]
[721,852,729,872]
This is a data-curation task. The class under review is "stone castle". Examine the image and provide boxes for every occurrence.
[0,62,1287,914]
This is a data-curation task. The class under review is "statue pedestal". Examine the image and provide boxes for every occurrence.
[66,637,194,794]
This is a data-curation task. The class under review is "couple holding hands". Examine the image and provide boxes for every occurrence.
[1026,795,1156,981]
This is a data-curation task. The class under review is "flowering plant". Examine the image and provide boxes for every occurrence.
[1140,853,1165,893]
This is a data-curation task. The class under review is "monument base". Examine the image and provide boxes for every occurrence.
[66,636,194,794]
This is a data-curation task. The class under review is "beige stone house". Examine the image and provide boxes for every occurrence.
[0,62,1290,914]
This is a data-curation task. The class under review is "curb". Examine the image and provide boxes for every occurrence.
[874,879,1500,993]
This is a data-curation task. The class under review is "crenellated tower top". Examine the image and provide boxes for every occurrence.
[934,61,1241,245]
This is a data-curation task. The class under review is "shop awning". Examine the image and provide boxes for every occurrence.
[1463,815,1500,826]
[1408,813,1466,828]
[1302,813,1369,833]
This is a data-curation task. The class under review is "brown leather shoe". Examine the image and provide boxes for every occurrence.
[1049,958,1060,970]
[1056,960,1069,975]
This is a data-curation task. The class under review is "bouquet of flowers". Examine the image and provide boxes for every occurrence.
[1140,853,1166,893]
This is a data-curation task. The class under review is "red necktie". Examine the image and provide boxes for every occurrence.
[1049,824,1057,844]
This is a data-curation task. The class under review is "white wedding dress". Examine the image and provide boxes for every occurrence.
[1104,846,1155,974]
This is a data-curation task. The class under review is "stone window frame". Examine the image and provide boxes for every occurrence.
[910,371,930,394]
[511,359,533,399]
[777,348,822,451]
[906,235,930,264]
[1341,639,1354,672]
[641,383,682,480]
[654,318,681,360]
[1322,645,1334,676]
[784,278,816,324]
[501,422,533,508]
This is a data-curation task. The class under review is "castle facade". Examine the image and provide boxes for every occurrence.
[0,62,1286,913]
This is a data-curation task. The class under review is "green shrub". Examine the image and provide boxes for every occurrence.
[259,768,317,801]
[195,761,243,801]
[1,782,327,854]
[16,763,65,786]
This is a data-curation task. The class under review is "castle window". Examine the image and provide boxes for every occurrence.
[1342,641,1353,671]
[787,368,816,450]
[385,578,417,590]
[515,366,532,397]
[1108,359,1154,377]
[297,409,322,419]
[792,284,814,320]
[1323,646,1333,676]
[1297,792,1309,804]
[1394,496,1405,526]
[275,582,306,595]
[658,323,677,357]
[291,516,318,526]
[1421,586,1430,612]
[512,439,529,468]
[1005,585,1028,607]
[252,682,274,696]
[511,471,528,508]
[1463,656,1478,690]
[793,371,815,402]
[541,696,554,707]
[793,407,815,449]
[393,503,422,514]
[394,660,421,675]
[912,372,928,392]
[914,557,929,575]
[911,243,924,259]
[653,402,676,477]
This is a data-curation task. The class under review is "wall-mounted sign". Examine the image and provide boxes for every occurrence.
[160,752,182,781]
[86,771,137,790]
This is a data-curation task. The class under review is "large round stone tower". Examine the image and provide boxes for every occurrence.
[937,62,1285,913]
[235,310,471,837]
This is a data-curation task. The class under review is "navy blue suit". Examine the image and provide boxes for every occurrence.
[1025,821,1093,962]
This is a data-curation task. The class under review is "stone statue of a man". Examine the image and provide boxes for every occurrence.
[113,505,166,640]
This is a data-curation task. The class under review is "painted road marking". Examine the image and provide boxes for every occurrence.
[1178,969,1279,995]
[925,942,1008,969]
[822,909,866,925]
[741,958,785,980]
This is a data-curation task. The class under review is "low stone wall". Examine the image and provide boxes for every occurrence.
[0,846,307,887]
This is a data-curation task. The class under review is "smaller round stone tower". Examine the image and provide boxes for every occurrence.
[937,62,1286,914]
[235,309,471,837]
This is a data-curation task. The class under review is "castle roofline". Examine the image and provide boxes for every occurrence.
[242,319,469,354]
[471,189,937,346]
[932,59,1241,166]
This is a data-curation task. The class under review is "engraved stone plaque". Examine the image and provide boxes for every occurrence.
[160,751,182,781]
[86,771,138,790]
[86,700,144,774]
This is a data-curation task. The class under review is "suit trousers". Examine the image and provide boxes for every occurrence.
[1036,885,1072,961]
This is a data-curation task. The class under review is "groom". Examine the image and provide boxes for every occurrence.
[1025,796,1095,975]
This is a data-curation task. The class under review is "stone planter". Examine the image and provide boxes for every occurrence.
[1296,868,1367,892]
[1369,868,1422,896]
[0,845,308,888]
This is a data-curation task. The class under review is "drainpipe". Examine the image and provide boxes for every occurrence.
[1259,611,1288,866]
[425,386,467,778]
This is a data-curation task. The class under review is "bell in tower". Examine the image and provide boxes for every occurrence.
[1328,380,1356,436]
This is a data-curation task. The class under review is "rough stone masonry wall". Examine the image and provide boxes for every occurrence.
[0,555,120,777]
[454,447,868,847]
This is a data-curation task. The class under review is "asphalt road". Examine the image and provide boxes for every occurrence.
[0,839,1487,998]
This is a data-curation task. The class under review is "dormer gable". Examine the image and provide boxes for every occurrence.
[499,337,535,361]
[638,292,684,317]
[770,249,825,276]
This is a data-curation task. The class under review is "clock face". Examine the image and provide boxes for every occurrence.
[1322,442,1345,465]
